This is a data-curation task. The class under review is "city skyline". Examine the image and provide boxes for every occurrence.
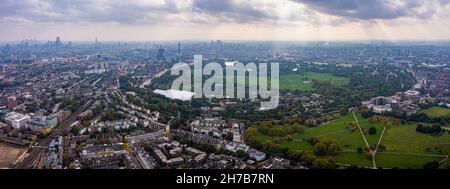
[2,0,450,41]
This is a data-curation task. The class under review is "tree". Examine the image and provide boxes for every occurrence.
[357,147,363,154]
[288,150,305,162]
[327,143,340,155]
[199,143,216,153]
[236,150,248,158]
[312,140,340,156]
[312,158,336,169]
[313,143,328,156]
[70,127,79,135]
[339,108,348,116]
[82,120,91,127]
[285,135,293,141]
[368,127,377,135]
[225,132,233,141]
[416,124,442,135]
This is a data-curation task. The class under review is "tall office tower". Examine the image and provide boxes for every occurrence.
[177,42,181,61]
[156,48,166,61]
[55,37,62,46]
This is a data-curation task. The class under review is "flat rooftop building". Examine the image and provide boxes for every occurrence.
[4,112,30,129]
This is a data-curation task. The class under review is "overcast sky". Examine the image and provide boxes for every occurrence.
[1,0,450,41]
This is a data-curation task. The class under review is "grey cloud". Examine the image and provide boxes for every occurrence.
[2,0,446,26]
[0,0,184,24]
[0,0,276,25]
[293,0,449,20]
[191,0,276,23]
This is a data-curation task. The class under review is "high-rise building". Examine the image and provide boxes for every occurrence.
[6,96,17,110]
[156,48,166,61]
[55,37,62,46]
[177,42,181,62]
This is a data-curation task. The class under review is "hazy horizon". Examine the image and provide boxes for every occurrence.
[2,0,450,41]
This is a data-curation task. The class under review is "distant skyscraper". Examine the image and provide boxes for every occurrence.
[55,37,62,46]
[177,42,181,61]
[156,48,166,61]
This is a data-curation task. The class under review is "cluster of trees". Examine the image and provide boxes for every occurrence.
[222,99,306,123]
[361,110,375,118]
[245,128,338,168]
[59,97,81,112]
[364,107,449,126]
[258,124,305,137]
[407,113,449,125]
[246,127,292,156]
[101,110,126,121]
[306,65,415,109]
[416,124,442,135]
[368,115,400,127]
[310,139,341,156]
[92,104,105,117]
[287,150,337,169]
[245,127,262,148]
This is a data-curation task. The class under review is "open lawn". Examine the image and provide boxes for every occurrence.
[163,71,349,93]
[252,113,450,168]
[335,152,373,167]
[375,153,444,169]
[294,114,365,150]
[302,72,349,86]
[424,106,450,118]
[380,123,450,154]
[280,72,349,91]
[356,114,385,147]
[280,74,314,91]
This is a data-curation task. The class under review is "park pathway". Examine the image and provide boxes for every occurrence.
[352,111,377,169]
[374,126,387,155]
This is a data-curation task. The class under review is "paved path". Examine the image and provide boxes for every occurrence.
[377,151,447,157]
[373,126,387,156]
[352,111,376,168]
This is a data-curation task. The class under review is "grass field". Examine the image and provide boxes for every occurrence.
[302,72,350,86]
[280,72,349,91]
[423,106,450,118]
[229,72,349,92]
[375,153,443,169]
[162,71,349,93]
[380,123,450,155]
[252,113,450,168]
[335,152,373,167]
